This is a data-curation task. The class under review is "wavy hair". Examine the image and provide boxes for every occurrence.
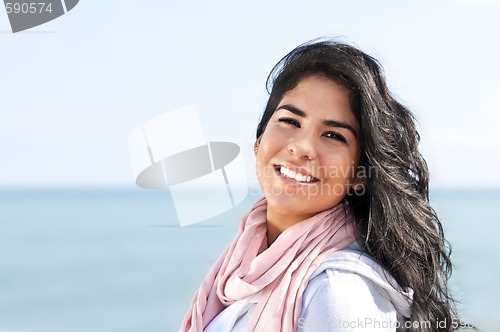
[256,39,459,331]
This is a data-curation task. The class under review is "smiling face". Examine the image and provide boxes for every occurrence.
[255,75,363,226]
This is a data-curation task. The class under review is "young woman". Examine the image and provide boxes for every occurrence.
[180,39,458,331]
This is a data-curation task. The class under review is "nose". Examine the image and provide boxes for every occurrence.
[287,132,318,160]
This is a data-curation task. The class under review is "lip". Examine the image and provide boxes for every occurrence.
[273,163,320,184]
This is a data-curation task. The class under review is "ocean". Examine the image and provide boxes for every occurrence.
[0,187,499,331]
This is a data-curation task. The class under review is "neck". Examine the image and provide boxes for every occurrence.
[265,210,315,246]
[266,221,284,247]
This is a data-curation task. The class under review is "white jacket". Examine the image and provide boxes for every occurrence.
[205,242,413,332]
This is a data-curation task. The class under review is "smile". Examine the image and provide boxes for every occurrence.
[275,165,320,183]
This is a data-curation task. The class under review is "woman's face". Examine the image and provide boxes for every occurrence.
[255,75,362,224]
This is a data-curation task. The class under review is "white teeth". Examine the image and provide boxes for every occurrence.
[279,166,315,183]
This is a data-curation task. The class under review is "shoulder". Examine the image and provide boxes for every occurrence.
[302,266,398,313]
[299,242,413,331]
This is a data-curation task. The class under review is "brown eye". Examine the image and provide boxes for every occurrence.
[279,117,300,128]
[324,131,346,143]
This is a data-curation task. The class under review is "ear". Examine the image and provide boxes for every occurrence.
[350,165,367,191]
[350,178,366,191]
[254,136,262,156]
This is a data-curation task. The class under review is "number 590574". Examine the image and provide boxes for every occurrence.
[4,2,54,14]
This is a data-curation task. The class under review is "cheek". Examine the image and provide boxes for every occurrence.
[322,154,357,182]
[255,148,274,182]
[257,127,286,155]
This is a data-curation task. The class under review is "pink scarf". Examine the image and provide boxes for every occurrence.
[180,197,356,332]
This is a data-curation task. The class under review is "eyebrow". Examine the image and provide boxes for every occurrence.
[276,104,358,138]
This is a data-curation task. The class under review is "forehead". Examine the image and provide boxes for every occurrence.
[277,75,358,126]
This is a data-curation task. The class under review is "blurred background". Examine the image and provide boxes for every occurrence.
[1,0,499,331]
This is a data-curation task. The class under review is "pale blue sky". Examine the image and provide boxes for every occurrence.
[1,0,499,187]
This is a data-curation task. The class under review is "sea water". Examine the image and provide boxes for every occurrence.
[0,187,499,332]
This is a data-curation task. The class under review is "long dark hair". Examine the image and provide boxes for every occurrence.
[256,39,459,331]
